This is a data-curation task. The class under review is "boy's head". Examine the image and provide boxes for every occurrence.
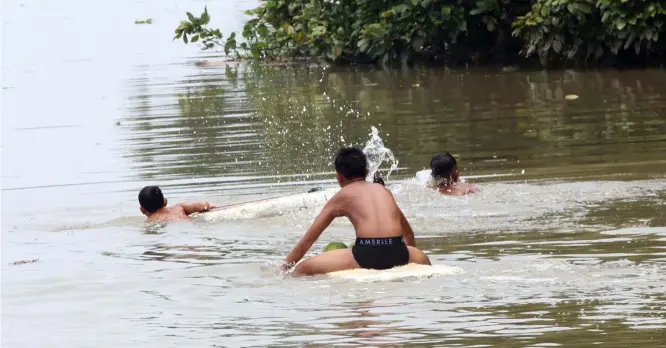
[138,186,167,216]
[334,147,368,185]
[431,153,459,185]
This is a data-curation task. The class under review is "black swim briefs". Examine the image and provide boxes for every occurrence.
[352,236,409,270]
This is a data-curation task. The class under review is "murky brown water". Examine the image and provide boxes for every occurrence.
[2,0,666,347]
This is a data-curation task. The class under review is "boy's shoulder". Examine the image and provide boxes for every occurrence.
[459,183,478,194]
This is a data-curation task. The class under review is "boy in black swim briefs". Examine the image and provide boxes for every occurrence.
[280,147,431,276]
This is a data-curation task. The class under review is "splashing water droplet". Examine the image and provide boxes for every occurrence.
[362,126,399,182]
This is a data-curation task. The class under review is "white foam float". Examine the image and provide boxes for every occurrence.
[196,188,339,221]
[327,263,464,282]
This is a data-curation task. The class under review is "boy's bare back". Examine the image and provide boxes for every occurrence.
[138,186,215,222]
[332,180,405,238]
[145,205,190,222]
[438,182,478,196]
[281,147,429,275]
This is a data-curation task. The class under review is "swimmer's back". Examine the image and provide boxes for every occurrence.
[146,205,190,222]
[336,181,404,238]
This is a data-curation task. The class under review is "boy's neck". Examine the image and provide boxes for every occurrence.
[147,206,169,216]
[437,178,458,188]
[341,177,365,187]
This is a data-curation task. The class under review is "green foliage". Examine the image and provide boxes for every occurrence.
[135,18,153,25]
[174,7,223,50]
[512,0,666,65]
[597,0,666,55]
[470,0,512,32]
[512,0,604,64]
[174,1,666,67]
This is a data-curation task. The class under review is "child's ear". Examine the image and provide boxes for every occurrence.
[336,173,344,185]
[140,207,148,216]
[163,198,168,207]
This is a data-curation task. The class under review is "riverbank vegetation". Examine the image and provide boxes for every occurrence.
[174,1,666,68]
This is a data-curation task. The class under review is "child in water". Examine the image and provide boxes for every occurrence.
[429,152,478,196]
[280,147,431,276]
[138,185,217,222]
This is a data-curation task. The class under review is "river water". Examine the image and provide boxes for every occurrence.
[2,0,666,347]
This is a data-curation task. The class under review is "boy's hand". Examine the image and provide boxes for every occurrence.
[278,261,296,274]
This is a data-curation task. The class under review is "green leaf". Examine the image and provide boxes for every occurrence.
[442,6,453,16]
[201,7,210,23]
[357,38,370,51]
[394,4,409,13]
[191,35,199,42]
[332,46,343,57]
[311,25,327,37]
[469,8,485,16]
[602,11,611,22]
[540,6,549,17]
[176,21,190,32]
[553,40,562,53]
[412,0,419,6]
[617,19,627,30]
[412,35,425,51]
[488,21,495,32]
[186,12,196,23]
[183,34,188,44]
[458,20,467,32]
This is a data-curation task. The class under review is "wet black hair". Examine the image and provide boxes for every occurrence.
[138,186,165,213]
[431,153,457,185]
[334,147,368,180]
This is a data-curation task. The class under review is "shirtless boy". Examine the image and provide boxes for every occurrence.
[280,147,431,276]
[138,185,216,222]
[430,153,478,196]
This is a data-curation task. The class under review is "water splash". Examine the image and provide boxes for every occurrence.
[362,126,399,182]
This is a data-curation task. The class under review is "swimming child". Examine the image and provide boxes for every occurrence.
[138,185,216,222]
[430,152,478,196]
[280,147,431,276]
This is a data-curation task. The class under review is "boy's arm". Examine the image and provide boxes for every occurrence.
[468,184,479,193]
[399,209,416,247]
[281,196,340,271]
[385,187,416,247]
[180,201,216,215]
